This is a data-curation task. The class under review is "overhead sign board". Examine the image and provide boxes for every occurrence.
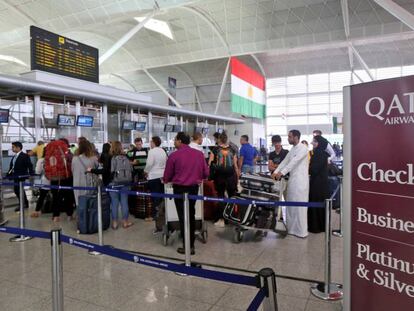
[30,26,99,83]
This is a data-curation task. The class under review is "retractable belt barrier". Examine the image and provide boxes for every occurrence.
[0,226,273,311]
[1,180,325,209]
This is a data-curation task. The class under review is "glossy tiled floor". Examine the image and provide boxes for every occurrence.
[0,196,343,311]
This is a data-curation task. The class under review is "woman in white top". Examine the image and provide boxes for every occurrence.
[144,136,167,227]
[31,148,50,217]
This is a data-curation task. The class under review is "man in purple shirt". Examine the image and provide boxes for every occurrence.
[163,132,209,254]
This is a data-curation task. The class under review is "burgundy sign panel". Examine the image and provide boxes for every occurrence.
[350,76,414,310]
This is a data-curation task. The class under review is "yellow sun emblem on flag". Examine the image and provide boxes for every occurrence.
[247,85,253,98]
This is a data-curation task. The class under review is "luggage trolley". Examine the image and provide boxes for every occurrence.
[162,183,208,246]
[223,173,288,243]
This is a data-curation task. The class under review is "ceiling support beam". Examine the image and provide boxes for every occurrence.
[109,73,138,92]
[181,6,230,54]
[341,0,373,81]
[250,54,266,78]
[214,57,231,115]
[373,0,414,30]
[99,8,158,65]
[350,44,375,81]
[142,67,183,108]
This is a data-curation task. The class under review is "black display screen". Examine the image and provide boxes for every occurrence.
[172,125,182,132]
[122,120,135,130]
[164,124,174,132]
[135,122,146,132]
[76,115,94,127]
[30,26,99,83]
[57,114,76,127]
[0,109,9,123]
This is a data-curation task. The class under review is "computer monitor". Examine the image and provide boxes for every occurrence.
[135,122,146,132]
[202,127,210,135]
[164,124,174,132]
[0,109,9,123]
[76,115,94,127]
[217,128,224,134]
[122,120,135,130]
[57,114,76,127]
[172,125,182,132]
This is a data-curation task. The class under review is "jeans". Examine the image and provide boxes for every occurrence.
[242,165,254,174]
[173,184,199,248]
[147,178,164,218]
[109,186,129,221]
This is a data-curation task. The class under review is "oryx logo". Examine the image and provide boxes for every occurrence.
[133,256,139,263]
[365,93,414,125]
[69,238,74,245]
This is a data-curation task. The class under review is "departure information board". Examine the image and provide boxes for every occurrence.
[30,26,99,83]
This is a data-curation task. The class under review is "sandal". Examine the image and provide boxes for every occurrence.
[122,222,133,229]
[31,211,41,218]
[112,221,119,230]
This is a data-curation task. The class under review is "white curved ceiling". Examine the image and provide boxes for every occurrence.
[0,0,413,92]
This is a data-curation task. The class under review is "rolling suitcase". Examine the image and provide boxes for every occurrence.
[129,182,153,219]
[203,180,219,221]
[78,193,111,234]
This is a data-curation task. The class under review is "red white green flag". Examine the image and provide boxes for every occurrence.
[231,57,266,119]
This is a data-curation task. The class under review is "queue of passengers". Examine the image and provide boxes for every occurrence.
[7,129,336,253]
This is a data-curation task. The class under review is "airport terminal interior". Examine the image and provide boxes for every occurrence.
[0,0,413,310]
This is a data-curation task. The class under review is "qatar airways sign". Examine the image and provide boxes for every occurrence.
[365,92,414,125]
[345,75,414,311]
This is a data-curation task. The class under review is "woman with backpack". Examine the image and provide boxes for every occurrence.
[72,140,99,207]
[45,138,76,222]
[208,133,239,228]
[109,141,134,229]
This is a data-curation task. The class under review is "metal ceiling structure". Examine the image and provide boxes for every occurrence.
[0,0,412,93]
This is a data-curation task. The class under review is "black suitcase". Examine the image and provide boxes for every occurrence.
[78,193,111,234]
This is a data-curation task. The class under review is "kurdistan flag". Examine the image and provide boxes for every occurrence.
[231,57,266,119]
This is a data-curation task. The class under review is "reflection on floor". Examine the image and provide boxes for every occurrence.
[0,198,343,311]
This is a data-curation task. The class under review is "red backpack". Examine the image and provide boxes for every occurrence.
[45,140,72,181]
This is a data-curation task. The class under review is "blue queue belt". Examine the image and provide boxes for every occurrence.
[0,181,326,208]
[0,226,51,239]
[246,287,267,311]
[60,234,258,287]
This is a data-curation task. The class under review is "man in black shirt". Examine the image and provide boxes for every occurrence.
[268,135,288,173]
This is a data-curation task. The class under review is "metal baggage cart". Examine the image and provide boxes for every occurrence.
[162,183,208,246]
[224,173,288,243]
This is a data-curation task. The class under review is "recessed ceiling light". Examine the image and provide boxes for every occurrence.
[134,17,174,40]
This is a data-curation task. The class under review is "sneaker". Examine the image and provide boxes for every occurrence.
[214,219,225,228]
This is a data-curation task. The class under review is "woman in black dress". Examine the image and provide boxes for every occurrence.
[308,135,329,233]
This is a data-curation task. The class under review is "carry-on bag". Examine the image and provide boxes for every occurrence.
[78,193,111,234]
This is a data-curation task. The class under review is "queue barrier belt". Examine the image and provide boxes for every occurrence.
[0,226,263,310]
[246,287,267,311]
[0,181,325,209]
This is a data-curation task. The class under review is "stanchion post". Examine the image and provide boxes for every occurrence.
[333,176,343,237]
[10,179,32,242]
[97,185,103,246]
[311,199,343,301]
[259,268,278,311]
[89,185,103,256]
[51,229,64,311]
[183,192,191,267]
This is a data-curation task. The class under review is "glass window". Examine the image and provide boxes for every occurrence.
[308,73,329,93]
[287,75,307,94]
